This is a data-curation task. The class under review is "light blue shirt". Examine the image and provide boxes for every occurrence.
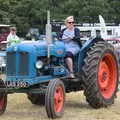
[62,28,80,55]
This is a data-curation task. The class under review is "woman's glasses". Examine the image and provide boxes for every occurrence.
[68,22,74,24]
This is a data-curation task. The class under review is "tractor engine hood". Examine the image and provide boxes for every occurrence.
[7,41,65,57]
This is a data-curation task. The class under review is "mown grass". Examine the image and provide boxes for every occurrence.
[0,92,120,120]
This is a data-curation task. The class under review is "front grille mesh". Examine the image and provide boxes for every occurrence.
[7,52,29,76]
[19,52,29,75]
[7,52,16,75]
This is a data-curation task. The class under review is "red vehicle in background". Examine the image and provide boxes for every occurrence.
[0,24,11,50]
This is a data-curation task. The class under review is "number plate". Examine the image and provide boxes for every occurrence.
[5,81,29,88]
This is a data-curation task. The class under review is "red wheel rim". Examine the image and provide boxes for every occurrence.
[54,86,64,113]
[98,53,117,99]
[0,97,4,110]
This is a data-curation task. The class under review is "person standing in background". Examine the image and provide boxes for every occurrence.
[7,27,20,47]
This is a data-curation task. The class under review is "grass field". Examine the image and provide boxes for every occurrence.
[0,91,120,120]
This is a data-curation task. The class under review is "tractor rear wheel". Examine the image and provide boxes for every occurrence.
[27,93,45,105]
[0,80,7,115]
[45,79,65,118]
[82,40,119,108]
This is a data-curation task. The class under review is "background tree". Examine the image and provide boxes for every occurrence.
[0,0,119,36]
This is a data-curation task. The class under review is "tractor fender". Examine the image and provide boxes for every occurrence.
[78,37,104,71]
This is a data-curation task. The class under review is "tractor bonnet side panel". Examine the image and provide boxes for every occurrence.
[6,40,66,86]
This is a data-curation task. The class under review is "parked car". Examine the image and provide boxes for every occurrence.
[0,24,11,50]
[105,37,120,49]
[105,37,120,64]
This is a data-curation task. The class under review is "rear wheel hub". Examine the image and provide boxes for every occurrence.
[98,53,117,99]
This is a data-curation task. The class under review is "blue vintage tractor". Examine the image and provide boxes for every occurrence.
[0,36,119,118]
[0,12,119,118]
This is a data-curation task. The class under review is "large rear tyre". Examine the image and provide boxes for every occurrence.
[82,40,119,108]
[45,79,65,118]
[0,80,7,115]
[27,93,45,105]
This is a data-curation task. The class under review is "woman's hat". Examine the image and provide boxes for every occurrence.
[65,16,74,23]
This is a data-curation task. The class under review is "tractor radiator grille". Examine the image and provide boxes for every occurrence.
[7,52,29,76]
[7,52,16,75]
[18,52,29,75]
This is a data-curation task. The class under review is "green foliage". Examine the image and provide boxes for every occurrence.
[0,0,119,35]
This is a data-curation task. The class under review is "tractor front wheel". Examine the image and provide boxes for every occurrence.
[45,79,65,118]
[0,94,7,115]
[0,80,7,115]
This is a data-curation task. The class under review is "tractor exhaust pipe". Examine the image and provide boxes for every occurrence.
[46,10,52,63]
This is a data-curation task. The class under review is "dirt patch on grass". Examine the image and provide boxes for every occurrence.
[0,92,120,120]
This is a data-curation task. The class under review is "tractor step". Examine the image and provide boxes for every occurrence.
[68,78,79,82]
[61,77,79,82]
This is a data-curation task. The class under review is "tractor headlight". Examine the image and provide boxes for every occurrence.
[36,60,43,69]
